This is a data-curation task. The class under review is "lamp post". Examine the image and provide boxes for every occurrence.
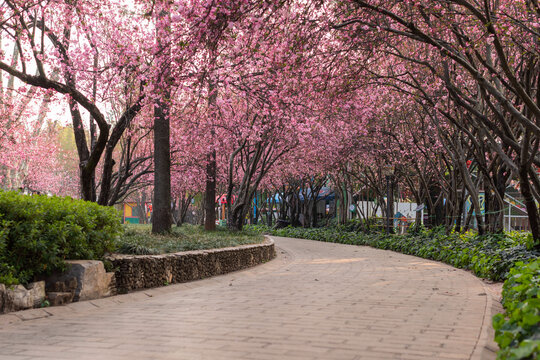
[382,165,395,235]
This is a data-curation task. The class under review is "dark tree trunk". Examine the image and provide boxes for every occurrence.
[204,150,217,231]
[198,194,206,226]
[519,166,539,248]
[204,75,218,231]
[386,177,394,234]
[230,208,245,231]
[151,1,172,234]
[413,179,424,229]
[176,193,193,226]
[134,192,148,224]
[518,162,540,249]
[80,166,95,203]
[291,193,301,227]
[267,195,274,227]
[278,187,287,221]
[312,198,318,227]
[152,97,172,234]
[516,131,540,248]
[454,191,464,233]
[493,168,508,233]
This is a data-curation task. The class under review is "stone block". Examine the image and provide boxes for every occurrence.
[103,272,117,297]
[0,281,46,313]
[0,283,4,311]
[47,277,78,293]
[46,260,114,302]
[47,292,74,306]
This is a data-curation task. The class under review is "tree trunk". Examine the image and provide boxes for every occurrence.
[454,190,464,233]
[204,150,217,231]
[519,166,539,248]
[386,176,394,234]
[312,198,318,228]
[80,165,95,202]
[152,1,172,234]
[176,193,192,226]
[152,97,172,234]
[228,202,249,231]
[493,167,508,233]
[518,162,540,249]
[135,192,148,224]
[204,74,218,231]
[267,195,274,227]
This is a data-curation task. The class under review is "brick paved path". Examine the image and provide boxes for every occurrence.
[0,237,500,360]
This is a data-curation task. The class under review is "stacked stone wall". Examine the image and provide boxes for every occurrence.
[0,238,274,314]
[108,238,275,293]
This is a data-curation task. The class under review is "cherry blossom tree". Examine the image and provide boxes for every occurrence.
[325,0,539,245]
[0,0,154,205]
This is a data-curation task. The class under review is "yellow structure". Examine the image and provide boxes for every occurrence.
[123,202,139,224]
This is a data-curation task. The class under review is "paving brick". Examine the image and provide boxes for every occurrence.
[0,236,500,360]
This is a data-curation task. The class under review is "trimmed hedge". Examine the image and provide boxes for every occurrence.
[0,190,122,285]
[249,225,539,359]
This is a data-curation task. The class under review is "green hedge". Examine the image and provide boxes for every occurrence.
[493,260,540,360]
[0,191,122,285]
[249,225,539,359]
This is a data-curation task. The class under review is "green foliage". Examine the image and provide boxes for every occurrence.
[116,224,263,255]
[493,260,540,360]
[249,224,539,359]
[0,190,122,285]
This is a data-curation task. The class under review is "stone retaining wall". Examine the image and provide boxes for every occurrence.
[107,237,275,293]
[0,282,45,314]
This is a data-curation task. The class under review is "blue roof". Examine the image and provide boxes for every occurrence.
[298,187,335,201]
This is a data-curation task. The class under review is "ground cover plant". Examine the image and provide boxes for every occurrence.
[493,260,540,360]
[0,191,122,286]
[249,224,539,359]
[116,224,264,255]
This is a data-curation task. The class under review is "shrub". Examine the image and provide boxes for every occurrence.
[493,260,540,360]
[0,190,122,285]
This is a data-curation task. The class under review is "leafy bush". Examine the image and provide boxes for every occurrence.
[493,260,540,360]
[0,190,122,285]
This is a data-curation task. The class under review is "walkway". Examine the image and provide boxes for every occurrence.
[0,237,501,360]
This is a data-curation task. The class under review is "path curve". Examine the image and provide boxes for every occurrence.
[0,237,499,360]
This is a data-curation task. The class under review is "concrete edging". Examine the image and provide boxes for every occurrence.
[107,236,276,293]
[471,281,504,360]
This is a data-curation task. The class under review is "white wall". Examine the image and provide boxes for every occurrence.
[356,201,419,219]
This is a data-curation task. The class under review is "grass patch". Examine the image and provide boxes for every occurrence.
[116,224,264,255]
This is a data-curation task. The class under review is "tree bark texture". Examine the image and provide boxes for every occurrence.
[152,98,172,234]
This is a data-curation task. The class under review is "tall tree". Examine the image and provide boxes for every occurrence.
[0,0,152,205]
[152,0,172,233]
